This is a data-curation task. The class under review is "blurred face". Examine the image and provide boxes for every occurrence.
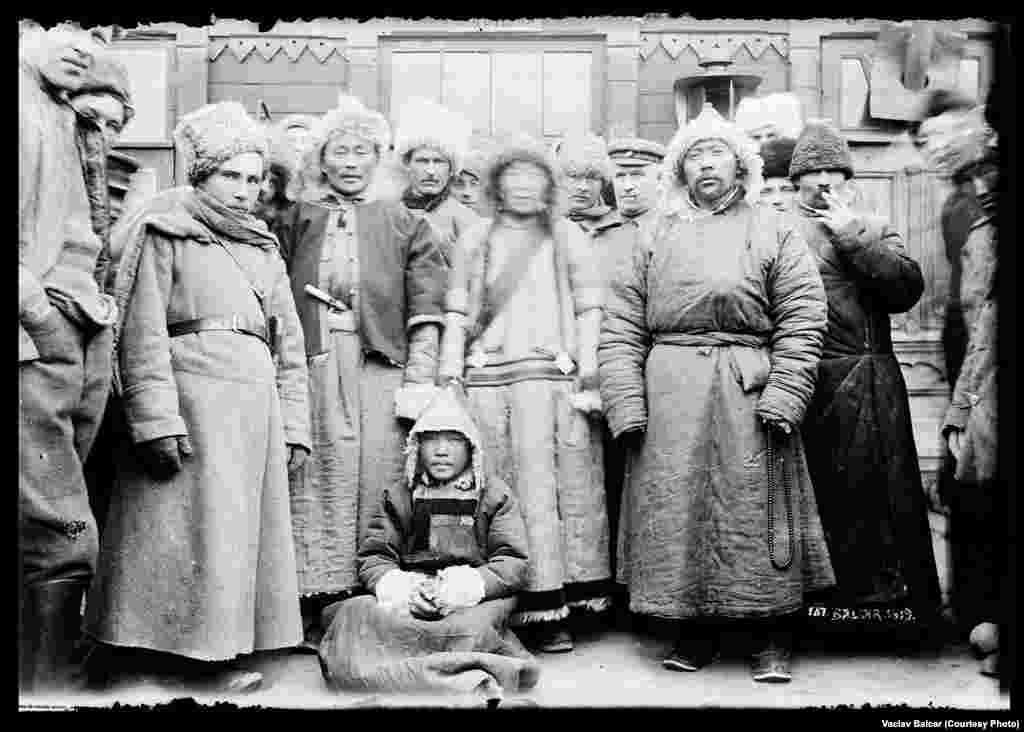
[70,92,126,148]
[199,152,265,214]
[33,26,106,93]
[796,169,848,210]
[322,132,378,197]
[254,165,288,221]
[451,171,482,208]
[969,160,999,209]
[748,124,781,146]
[418,430,471,482]
[759,176,797,213]
[916,110,971,173]
[612,163,658,217]
[498,161,549,216]
[407,146,452,197]
[682,139,739,207]
[564,171,603,213]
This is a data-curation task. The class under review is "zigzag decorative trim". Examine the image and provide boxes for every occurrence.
[639,33,789,62]
[208,36,348,63]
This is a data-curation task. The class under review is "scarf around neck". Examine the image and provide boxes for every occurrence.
[403,183,451,213]
[184,187,278,249]
[414,467,478,496]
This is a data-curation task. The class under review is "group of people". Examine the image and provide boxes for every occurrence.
[19,20,1004,705]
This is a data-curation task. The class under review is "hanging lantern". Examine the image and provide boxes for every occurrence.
[674,41,763,124]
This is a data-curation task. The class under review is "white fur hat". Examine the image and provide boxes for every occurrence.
[661,102,765,209]
[734,92,805,140]
[552,132,614,182]
[173,101,268,185]
[393,97,474,171]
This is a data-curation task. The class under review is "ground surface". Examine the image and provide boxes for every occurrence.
[20,620,1010,712]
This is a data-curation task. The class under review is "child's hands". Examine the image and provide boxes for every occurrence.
[408,576,443,619]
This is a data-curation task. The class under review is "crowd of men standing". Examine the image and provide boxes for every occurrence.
[19,20,1007,701]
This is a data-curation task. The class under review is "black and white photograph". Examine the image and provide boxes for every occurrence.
[16,11,1017,716]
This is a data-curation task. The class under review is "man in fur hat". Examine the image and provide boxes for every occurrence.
[452,135,496,217]
[19,21,122,694]
[554,132,620,236]
[393,98,481,262]
[791,121,943,643]
[758,137,798,213]
[734,92,805,146]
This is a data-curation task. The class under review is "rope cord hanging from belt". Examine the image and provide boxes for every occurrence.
[766,429,796,571]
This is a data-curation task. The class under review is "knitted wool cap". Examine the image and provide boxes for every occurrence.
[607,136,666,166]
[789,120,854,181]
[553,132,614,181]
[393,97,474,172]
[734,92,804,140]
[660,102,764,209]
[73,52,135,125]
[760,137,797,180]
[173,101,268,185]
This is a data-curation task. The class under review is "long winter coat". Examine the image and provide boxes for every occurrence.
[274,199,448,595]
[84,193,310,660]
[599,198,834,619]
[796,212,942,616]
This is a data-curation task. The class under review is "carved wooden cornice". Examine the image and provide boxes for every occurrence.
[208,36,347,63]
[639,33,789,62]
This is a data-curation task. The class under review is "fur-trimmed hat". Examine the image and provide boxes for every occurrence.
[734,92,804,140]
[72,52,135,126]
[607,136,666,166]
[760,137,797,180]
[173,101,268,185]
[404,386,486,491]
[393,97,473,172]
[661,102,764,209]
[291,93,391,203]
[552,132,614,182]
[789,121,854,181]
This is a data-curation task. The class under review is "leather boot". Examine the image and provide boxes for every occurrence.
[20,578,89,695]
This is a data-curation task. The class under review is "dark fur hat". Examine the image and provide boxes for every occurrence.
[789,121,854,181]
[760,137,797,180]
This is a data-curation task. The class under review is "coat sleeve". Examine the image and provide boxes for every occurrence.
[356,491,406,593]
[437,219,488,382]
[398,204,448,331]
[566,223,605,387]
[267,252,311,451]
[757,218,827,428]
[598,241,651,438]
[832,215,924,314]
[477,478,530,600]
[119,231,188,444]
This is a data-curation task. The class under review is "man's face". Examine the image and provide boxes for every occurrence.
[916,110,971,174]
[759,176,797,213]
[499,161,549,216]
[418,430,471,482]
[34,26,106,93]
[969,160,1000,209]
[321,132,379,197]
[199,152,265,214]
[796,169,848,210]
[407,146,452,197]
[612,163,658,216]
[564,171,604,213]
[451,171,482,208]
[748,124,781,146]
[70,92,126,148]
[682,138,738,206]
[254,165,288,221]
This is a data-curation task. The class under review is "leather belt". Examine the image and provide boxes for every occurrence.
[167,316,268,346]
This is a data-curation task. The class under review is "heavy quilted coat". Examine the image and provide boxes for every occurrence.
[84,192,310,660]
[796,212,942,616]
[599,198,835,619]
